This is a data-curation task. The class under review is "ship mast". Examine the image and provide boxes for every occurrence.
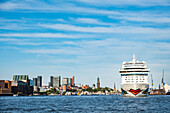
[132,54,136,63]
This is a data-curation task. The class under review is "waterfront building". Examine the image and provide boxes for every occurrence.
[75,83,81,87]
[161,84,170,94]
[119,54,150,97]
[0,80,12,96]
[72,76,75,86]
[12,75,33,95]
[71,86,80,91]
[13,75,29,83]
[165,84,170,94]
[29,79,34,86]
[37,76,42,87]
[39,86,50,92]
[68,78,72,86]
[97,77,100,88]
[33,86,38,92]
[12,81,27,95]
[82,85,89,89]
[11,80,33,95]
[62,85,67,91]
[62,78,68,85]
[33,78,37,86]
[150,88,165,95]
[13,75,31,87]
[33,78,38,92]
[50,76,61,88]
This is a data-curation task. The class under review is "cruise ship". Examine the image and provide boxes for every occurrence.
[119,54,150,97]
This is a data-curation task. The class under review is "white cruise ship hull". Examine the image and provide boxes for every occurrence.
[121,84,149,97]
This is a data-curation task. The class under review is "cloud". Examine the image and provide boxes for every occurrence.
[25,48,85,55]
[0,46,20,50]
[0,18,25,22]
[1,0,170,14]
[0,33,73,38]
[70,18,114,26]
[56,19,67,23]
[0,2,18,10]
[39,23,170,34]
[23,38,170,56]
[0,33,96,39]
[109,16,170,23]
[0,23,32,30]
[74,0,170,6]
[0,38,20,41]
[0,38,71,46]
[0,1,121,15]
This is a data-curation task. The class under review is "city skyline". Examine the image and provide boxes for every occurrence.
[0,0,170,88]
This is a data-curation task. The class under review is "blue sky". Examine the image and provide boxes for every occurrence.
[0,0,170,89]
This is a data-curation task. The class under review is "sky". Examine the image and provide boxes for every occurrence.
[0,0,170,89]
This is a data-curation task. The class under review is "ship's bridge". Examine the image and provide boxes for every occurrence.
[119,54,150,75]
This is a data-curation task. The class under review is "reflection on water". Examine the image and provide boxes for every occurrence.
[0,95,170,112]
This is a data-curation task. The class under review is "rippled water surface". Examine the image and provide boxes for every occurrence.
[0,95,170,113]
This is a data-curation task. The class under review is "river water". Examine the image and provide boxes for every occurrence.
[0,95,170,113]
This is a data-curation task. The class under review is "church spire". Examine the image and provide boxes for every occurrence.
[114,83,116,91]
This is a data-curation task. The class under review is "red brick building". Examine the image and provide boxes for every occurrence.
[0,80,12,96]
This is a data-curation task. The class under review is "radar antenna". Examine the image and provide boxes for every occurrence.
[132,54,136,63]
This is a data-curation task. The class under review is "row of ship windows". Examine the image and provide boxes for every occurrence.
[125,76,145,78]
[121,74,148,76]
[126,81,144,83]
[125,79,145,80]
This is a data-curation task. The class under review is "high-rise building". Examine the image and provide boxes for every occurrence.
[33,78,37,86]
[62,78,68,85]
[29,79,34,86]
[72,76,75,86]
[37,76,42,87]
[97,77,100,88]
[68,78,72,86]
[50,76,61,88]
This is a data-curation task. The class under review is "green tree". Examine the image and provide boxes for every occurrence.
[102,88,105,93]
[93,89,97,92]
[62,91,66,95]
[71,89,77,92]
[55,91,60,94]
[96,87,101,91]
[86,88,93,92]
[51,88,56,93]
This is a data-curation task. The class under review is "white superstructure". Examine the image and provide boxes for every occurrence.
[119,54,150,97]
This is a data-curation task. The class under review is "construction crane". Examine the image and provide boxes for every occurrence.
[151,74,154,90]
